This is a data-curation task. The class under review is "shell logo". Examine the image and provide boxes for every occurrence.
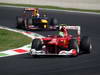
[59,50,67,55]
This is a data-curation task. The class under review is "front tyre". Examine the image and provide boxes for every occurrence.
[31,39,42,50]
[16,16,24,28]
[80,36,92,54]
[50,18,58,26]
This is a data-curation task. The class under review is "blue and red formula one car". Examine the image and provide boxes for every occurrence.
[16,8,58,30]
[29,25,92,57]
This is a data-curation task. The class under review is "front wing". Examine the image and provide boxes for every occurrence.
[27,25,58,30]
[29,49,77,56]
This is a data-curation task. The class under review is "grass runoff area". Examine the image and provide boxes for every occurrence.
[0,29,32,51]
[0,2,100,13]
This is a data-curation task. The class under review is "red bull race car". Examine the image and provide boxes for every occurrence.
[29,25,92,57]
[16,8,58,30]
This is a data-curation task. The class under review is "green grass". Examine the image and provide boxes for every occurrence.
[0,29,32,51]
[0,2,100,13]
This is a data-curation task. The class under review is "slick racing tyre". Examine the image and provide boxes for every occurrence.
[80,36,92,54]
[16,16,26,29]
[31,39,42,50]
[16,16,24,28]
[50,18,58,26]
[27,18,33,25]
[24,17,33,30]
[68,39,79,56]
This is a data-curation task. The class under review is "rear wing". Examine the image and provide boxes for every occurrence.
[59,25,81,35]
[24,8,36,11]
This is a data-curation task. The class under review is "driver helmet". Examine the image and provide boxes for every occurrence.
[59,26,66,37]
[59,25,68,37]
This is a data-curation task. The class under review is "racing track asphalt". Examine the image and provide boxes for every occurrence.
[0,6,100,75]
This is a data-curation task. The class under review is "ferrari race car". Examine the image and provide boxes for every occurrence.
[16,8,58,30]
[29,25,92,57]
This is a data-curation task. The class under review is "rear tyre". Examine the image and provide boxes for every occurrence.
[31,39,42,50]
[80,36,92,54]
[68,39,79,56]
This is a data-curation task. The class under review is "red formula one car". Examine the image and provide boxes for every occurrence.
[29,25,92,57]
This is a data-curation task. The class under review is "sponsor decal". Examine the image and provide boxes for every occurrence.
[59,50,67,55]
